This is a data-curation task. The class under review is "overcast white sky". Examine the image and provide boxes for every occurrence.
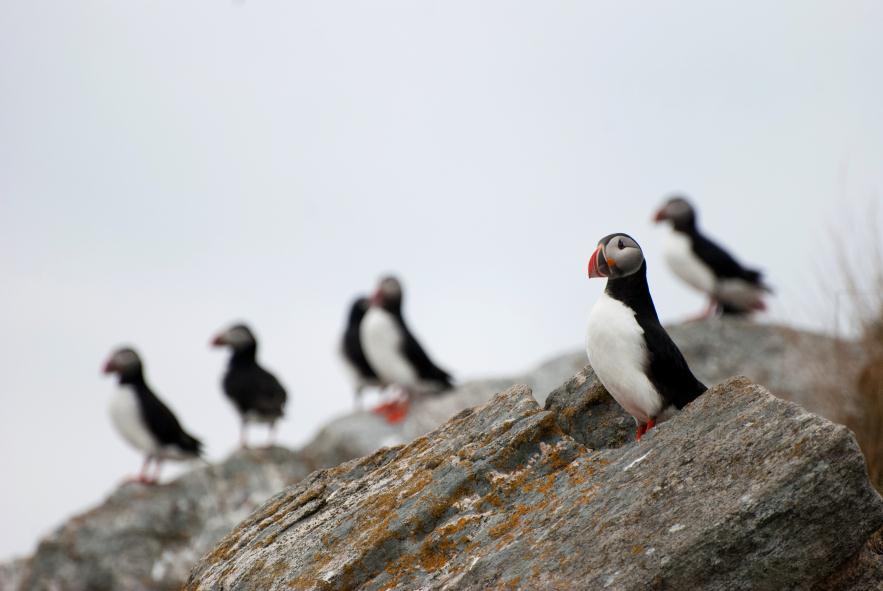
[1,1,881,560]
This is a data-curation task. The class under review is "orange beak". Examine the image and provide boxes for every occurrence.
[653,208,667,223]
[587,246,605,278]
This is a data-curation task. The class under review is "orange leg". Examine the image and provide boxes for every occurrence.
[383,398,411,423]
[646,417,657,431]
[636,423,648,441]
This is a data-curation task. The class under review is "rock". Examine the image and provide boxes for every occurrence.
[0,559,27,591]
[186,376,883,590]
[667,318,865,422]
[12,448,310,591]
[315,320,861,463]
[1,352,585,591]
[543,363,634,449]
[297,352,586,475]
[818,528,883,590]
[4,321,872,590]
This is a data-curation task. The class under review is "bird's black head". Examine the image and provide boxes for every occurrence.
[370,275,403,313]
[103,347,143,380]
[587,233,645,280]
[348,296,371,325]
[211,323,257,352]
[653,195,696,231]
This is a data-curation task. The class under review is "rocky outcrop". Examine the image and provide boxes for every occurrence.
[668,319,864,422]
[3,320,872,591]
[0,561,27,591]
[291,352,587,476]
[295,320,864,475]
[0,353,585,591]
[187,376,883,590]
[11,448,310,591]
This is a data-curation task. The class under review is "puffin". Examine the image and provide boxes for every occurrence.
[586,233,707,440]
[654,196,771,317]
[340,296,381,408]
[360,276,453,422]
[102,347,203,484]
[211,323,287,448]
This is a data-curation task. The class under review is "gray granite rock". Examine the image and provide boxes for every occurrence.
[11,448,309,591]
[186,377,883,590]
[0,560,27,591]
[4,320,873,590]
[667,318,864,422]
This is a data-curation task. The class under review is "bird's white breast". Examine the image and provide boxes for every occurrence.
[109,385,158,454]
[360,308,419,388]
[586,292,663,424]
[663,230,716,295]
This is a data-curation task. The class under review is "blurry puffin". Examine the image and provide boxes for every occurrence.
[340,296,381,408]
[103,347,203,484]
[360,276,453,422]
[586,234,707,440]
[654,196,771,317]
[212,323,287,448]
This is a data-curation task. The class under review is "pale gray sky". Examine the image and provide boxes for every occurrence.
[2,1,881,559]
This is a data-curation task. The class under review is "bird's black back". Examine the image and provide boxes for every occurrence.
[342,298,379,380]
[398,320,454,389]
[606,262,707,409]
[688,229,765,286]
[380,291,454,391]
[223,349,287,419]
[124,375,203,456]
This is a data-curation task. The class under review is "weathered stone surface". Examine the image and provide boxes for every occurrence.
[308,320,861,467]
[12,448,309,591]
[187,377,883,591]
[292,352,586,476]
[0,353,585,591]
[668,318,864,422]
[0,560,27,591]
[4,321,873,590]
[543,363,634,449]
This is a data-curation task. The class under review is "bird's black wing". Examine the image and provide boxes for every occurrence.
[224,365,287,418]
[640,321,707,410]
[691,232,765,285]
[137,387,203,455]
[399,323,453,390]
[342,325,378,379]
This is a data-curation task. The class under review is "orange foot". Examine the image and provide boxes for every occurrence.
[371,400,400,416]
[636,423,648,441]
[381,400,411,423]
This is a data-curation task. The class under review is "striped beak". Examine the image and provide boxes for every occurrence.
[587,245,609,278]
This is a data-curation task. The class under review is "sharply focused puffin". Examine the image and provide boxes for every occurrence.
[212,323,287,448]
[103,347,203,483]
[340,296,381,408]
[360,276,453,421]
[654,196,770,317]
[586,234,707,440]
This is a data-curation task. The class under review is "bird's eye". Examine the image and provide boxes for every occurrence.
[617,239,625,249]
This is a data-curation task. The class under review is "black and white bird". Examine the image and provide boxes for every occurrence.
[654,196,770,317]
[340,296,381,408]
[586,234,707,440]
[102,347,203,484]
[211,323,287,448]
[360,276,453,421]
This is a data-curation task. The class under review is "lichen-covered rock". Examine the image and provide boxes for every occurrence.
[543,363,633,449]
[297,352,587,474]
[13,448,310,591]
[0,353,588,591]
[186,377,883,590]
